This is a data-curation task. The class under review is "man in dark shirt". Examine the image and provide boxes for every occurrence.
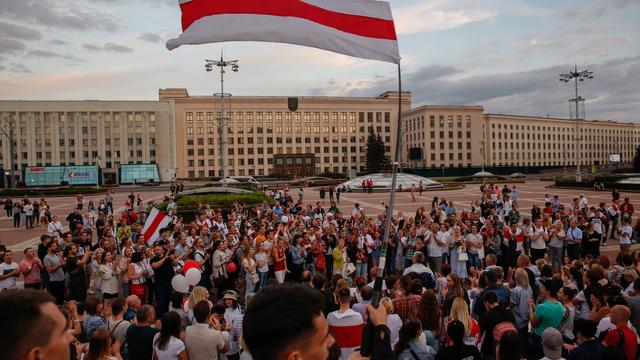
[66,208,83,232]
[479,291,515,358]
[473,270,510,318]
[150,242,177,318]
[126,305,158,360]
[566,319,604,360]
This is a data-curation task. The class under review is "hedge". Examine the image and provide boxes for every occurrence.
[451,176,507,182]
[0,187,107,197]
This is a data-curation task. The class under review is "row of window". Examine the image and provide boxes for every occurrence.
[491,122,638,135]
[2,149,156,161]
[185,125,391,135]
[492,151,632,160]
[185,111,392,124]
[185,135,391,147]
[187,155,364,169]
[405,114,473,131]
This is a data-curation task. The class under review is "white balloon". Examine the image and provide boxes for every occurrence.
[171,274,189,293]
[185,268,202,287]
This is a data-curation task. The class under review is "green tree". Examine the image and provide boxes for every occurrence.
[366,126,386,173]
[633,145,640,172]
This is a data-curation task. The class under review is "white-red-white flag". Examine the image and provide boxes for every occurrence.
[167,0,400,64]
[142,208,172,246]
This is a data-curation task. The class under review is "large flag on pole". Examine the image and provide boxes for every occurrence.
[142,208,172,246]
[166,0,400,64]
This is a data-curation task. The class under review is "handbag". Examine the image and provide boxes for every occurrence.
[251,272,259,284]
[458,251,469,262]
[346,261,356,275]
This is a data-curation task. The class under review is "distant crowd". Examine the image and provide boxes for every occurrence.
[0,182,639,360]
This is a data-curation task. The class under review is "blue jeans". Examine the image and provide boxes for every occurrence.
[122,282,130,298]
[356,262,368,277]
[256,271,268,291]
[155,280,171,318]
[468,253,481,270]
[245,272,256,297]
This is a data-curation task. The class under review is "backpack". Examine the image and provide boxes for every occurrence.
[492,321,517,342]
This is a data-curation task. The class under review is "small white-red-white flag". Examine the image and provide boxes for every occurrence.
[167,0,400,64]
[142,208,172,246]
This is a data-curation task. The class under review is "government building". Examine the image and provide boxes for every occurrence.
[0,89,638,185]
[159,88,410,179]
[403,107,640,170]
[0,100,176,185]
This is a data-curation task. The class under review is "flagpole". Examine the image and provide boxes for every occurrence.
[362,60,402,357]
[379,60,402,274]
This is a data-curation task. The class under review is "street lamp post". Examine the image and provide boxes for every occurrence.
[0,120,15,188]
[560,65,593,182]
[205,54,239,184]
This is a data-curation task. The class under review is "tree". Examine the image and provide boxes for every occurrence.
[365,126,386,173]
[633,145,640,172]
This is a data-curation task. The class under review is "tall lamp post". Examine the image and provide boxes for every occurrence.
[559,65,593,182]
[205,54,239,184]
[0,121,15,188]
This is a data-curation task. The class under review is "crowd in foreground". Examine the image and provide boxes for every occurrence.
[1,183,640,360]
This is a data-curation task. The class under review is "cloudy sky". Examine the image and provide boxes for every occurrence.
[0,0,638,122]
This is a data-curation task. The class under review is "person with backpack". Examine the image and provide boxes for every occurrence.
[479,291,515,358]
[107,298,130,359]
[395,319,436,360]
[602,305,638,360]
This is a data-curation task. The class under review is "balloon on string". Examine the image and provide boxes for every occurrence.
[171,274,189,293]
[183,260,200,273]
[227,262,237,273]
[185,268,202,286]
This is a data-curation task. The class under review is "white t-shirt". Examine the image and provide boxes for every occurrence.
[529,225,548,250]
[0,262,19,289]
[255,252,269,273]
[430,231,449,257]
[619,225,633,245]
[153,334,186,360]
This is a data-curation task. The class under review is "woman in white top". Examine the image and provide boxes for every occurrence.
[128,252,147,303]
[153,311,188,360]
[184,286,212,325]
[528,217,549,262]
[119,247,133,298]
[242,248,258,298]
[85,328,122,360]
[254,242,270,290]
[98,250,120,307]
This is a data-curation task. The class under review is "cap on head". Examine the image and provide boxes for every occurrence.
[541,328,563,360]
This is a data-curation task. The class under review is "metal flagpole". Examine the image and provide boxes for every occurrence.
[362,60,402,357]
[377,61,402,278]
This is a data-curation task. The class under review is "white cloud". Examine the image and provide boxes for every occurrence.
[394,1,496,34]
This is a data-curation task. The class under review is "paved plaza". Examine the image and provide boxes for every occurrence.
[2,180,638,262]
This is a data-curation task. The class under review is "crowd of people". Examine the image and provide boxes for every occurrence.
[1,182,640,360]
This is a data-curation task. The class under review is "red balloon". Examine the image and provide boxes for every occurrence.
[227,262,237,273]
[183,260,200,273]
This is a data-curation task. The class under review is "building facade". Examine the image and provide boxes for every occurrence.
[483,114,640,168]
[402,105,485,169]
[402,109,640,170]
[0,101,176,184]
[161,88,411,179]
[2,91,639,184]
